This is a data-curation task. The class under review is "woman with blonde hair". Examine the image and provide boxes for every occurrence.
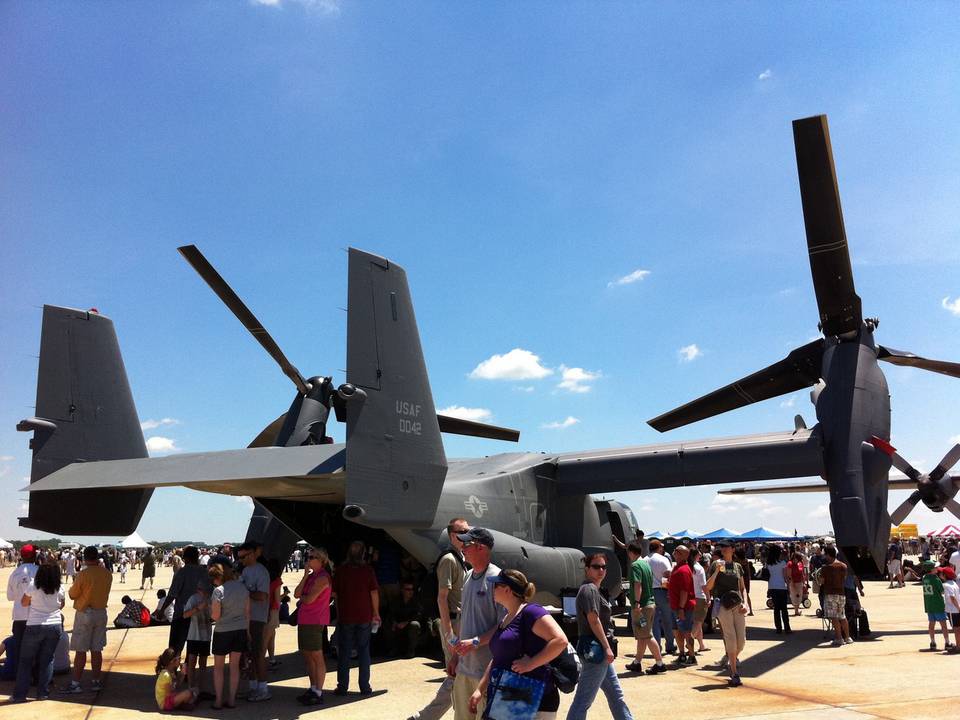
[208,562,248,709]
[469,569,568,719]
[294,547,333,706]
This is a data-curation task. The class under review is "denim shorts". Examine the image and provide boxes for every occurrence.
[672,611,694,633]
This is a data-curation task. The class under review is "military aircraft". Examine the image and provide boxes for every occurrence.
[17,115,960,602]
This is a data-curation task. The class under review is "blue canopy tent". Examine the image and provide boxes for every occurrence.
[645,531,666,539]
[670,529,702,539]
[698,528,741,540]
[736,526,796,541]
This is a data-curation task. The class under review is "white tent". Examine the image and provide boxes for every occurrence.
[117,531,152,549]
[0,538,13,549]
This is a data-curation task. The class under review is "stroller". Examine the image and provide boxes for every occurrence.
[766,583,811,609]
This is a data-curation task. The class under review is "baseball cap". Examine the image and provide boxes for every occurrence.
[20,544,36,560]
[937,566,956,580]
[456,527,495,548]
[716,540,733,548]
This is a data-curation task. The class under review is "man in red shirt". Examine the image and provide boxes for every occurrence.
[668,545,697,665]
[332,541,381,695]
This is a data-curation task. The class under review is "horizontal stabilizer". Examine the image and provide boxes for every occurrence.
[437,414,520,442]
[648,340,824,432]
[25,444,346,500]
[554,427,824,496]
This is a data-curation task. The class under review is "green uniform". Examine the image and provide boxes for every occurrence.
[922,573,945,614]
[628,557,655,607]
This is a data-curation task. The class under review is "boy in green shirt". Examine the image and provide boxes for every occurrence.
[626,541,664,675]
[920,562,951,650]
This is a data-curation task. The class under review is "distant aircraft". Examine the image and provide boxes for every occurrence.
[18,116,959,599]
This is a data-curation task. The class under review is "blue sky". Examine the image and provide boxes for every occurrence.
[2,1,959,544]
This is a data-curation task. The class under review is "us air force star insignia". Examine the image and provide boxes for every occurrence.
[464,495,488,518]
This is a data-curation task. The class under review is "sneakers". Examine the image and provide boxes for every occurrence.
[625,661,643,673]
[930,642,938,651]
[91,680,103,692]
[247,688,272,702]
[64,681,83,694]
[844,637,854,645]
[299,690,323,706]
[360,687,373,696]
[728,674,742,687]
[333,687,348,696]
[831,639,843,647]
[644,663,667,675]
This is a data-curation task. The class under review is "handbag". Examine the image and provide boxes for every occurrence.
[484,668,544,720]
[720,590,743,610]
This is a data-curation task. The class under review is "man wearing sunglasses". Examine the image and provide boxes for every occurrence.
[408,518,471,720]
[449,527,502,720]
[238,541,271,702]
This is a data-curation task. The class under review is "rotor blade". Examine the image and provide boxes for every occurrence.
[793,115,862,337]
[945,498,960,522]
[930,444,960,483]
[178,245,309,394]
[890,490,922,526]
[877,346,960,381]
[248,414,287,449]
[648,339,824,433]
[437,414,520,443]
[865,436,922,482]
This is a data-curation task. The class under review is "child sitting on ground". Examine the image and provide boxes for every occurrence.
[155,648,197,712]
[921,562,952,650]
[115,595,152,628]
[278,586,291,624]
[154,589,174,625]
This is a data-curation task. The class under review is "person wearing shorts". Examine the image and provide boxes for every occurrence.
[668,545,697,665]
[818,546,851,646]
[294,547,332,705]
[625,542,664,674]
[66,545,112,693]
[209,563,249,709]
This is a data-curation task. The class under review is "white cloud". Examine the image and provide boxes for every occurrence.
[234,496,255,509]
[0,455,14,462]
[556,365,601,394]
[252,0,341,14]
[758,68,773,81]
[542,416,580,430]
[140,417,180,431]
[809,503,830,519]
[145,436,179,454]
[711,494,781,515]
[780,396,796,409]
[438,406,493,423]
[514,386,535,393]
[638,504,655,512]
[608,269,651,288]
[470,349,553,381]
[942,296,960,317]
[678,344,702,362]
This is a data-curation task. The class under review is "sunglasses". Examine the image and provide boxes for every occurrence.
[589,564,607,571]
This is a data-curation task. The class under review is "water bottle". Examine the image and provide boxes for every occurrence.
[637,608,648,628]
[447,630,459,647]
[371,618,380,634]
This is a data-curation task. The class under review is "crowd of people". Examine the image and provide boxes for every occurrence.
[2,530,960,716]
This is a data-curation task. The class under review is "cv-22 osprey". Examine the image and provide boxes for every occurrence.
[18,115,960,600]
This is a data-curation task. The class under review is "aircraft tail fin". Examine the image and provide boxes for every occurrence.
[17,306,153,535]
[344,249,447,526]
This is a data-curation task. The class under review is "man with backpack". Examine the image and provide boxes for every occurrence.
[407,518,470,720]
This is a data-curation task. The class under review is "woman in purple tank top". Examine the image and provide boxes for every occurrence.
[468,569,567,719]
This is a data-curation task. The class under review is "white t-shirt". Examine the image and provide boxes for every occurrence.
[767,561,788,590]
[26,586,65,626]
[199,554,210,566]
[63,554,76,576]
[943,580,960,614]
[7,563,39,623]
[949,551,960,579]
[692,562,707,599]
[647,553,673,589]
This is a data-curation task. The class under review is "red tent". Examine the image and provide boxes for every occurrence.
[927,524,960,538]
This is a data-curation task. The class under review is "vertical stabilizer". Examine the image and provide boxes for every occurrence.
[344,249,447,526]
[18,306,153,535]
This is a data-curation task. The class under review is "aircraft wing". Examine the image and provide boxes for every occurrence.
[716,473,915,495]
[552,427,824,496]
[23,444,347,501]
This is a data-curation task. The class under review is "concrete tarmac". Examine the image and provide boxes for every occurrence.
[1,563,958,719]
